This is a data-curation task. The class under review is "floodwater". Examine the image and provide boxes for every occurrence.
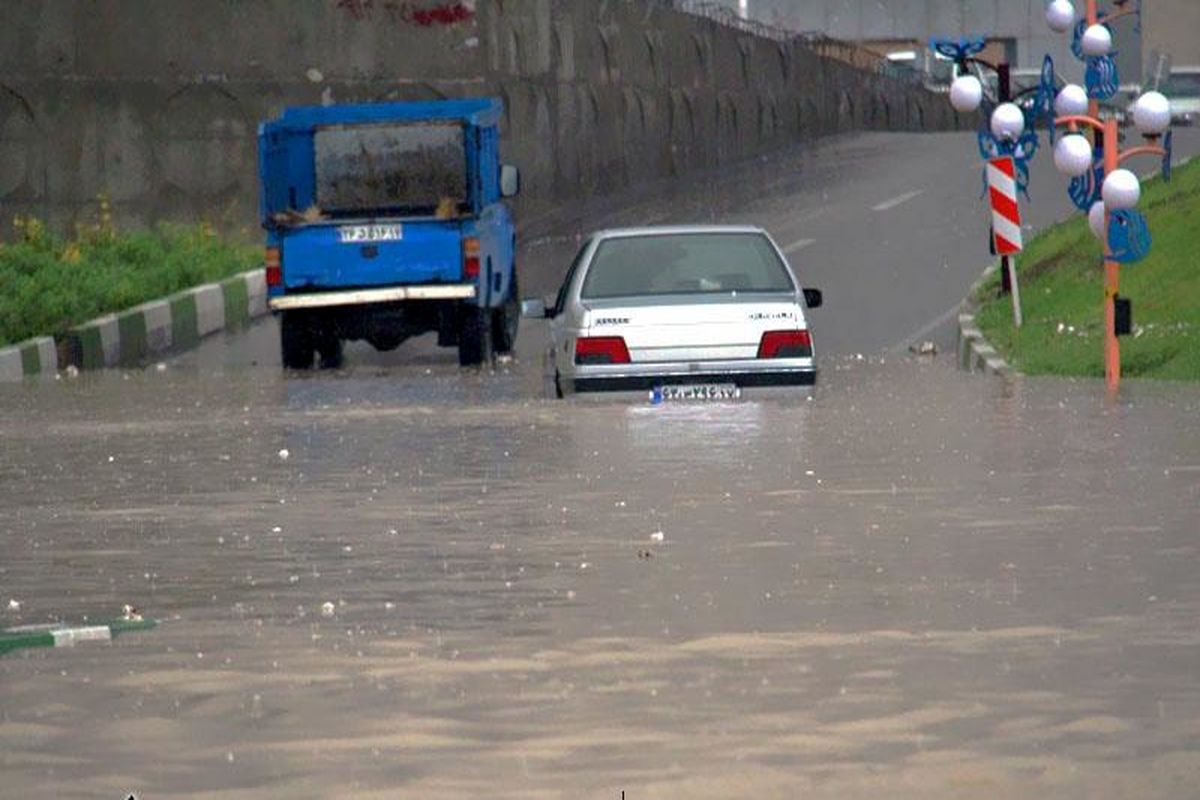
[2,354,1199,798]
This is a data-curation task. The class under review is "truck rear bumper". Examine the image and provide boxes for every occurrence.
[269,284,476,311]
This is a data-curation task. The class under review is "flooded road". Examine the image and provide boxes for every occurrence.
[3,356,1199,798]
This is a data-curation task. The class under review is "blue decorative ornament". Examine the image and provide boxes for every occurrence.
[1034,55,1058,143]
[1068,152,1105,211]
[930,36,986,62]
[1086,55,1120,100]
[1108,209,1151,264]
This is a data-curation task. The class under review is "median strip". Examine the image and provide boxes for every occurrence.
[0,618,158,657]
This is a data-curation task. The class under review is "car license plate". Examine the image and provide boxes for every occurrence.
[653,384,742,402]
[338,224,403,244]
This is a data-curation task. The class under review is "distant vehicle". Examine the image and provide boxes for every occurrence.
[1162,67,1200,125]
[523,226,822,398]
[258,99,521,369]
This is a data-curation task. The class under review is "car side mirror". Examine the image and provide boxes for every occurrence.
[803,288,823,309]
[501,164,521,198]
[521,298,549,319]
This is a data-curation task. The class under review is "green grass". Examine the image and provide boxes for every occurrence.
[0,215,260,347]
[976,156,1200,380]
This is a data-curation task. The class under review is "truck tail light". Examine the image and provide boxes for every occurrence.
[575,336,631,365]
[463,237,481,280]
[757,330,812,359]
[265,247,282,287]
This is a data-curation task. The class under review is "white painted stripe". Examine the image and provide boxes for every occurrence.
[192,284,226,337]
[987,165,1017,199]
[781,238,815,254]
[0,346,23,382]
[268,284,477,311]
[872,189,924,212]
[93,315,120,367]
[244,270,268,318]
[992,215,1023,247]
[35,337,57,374]
[139,300,173,354]
[51,626,112,647]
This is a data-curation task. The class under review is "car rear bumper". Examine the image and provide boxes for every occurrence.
[568,367,816,393]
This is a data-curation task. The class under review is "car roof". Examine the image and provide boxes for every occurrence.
[589,225,769,241]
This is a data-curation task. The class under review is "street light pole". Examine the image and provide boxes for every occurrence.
[1053,112,1169,392]
[1051,0,1156,391]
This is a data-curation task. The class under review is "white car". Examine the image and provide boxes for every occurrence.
[1163,67,1200,126]
[522,226,822,398]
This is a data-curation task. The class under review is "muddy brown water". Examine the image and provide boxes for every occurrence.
[2,355,1199,798]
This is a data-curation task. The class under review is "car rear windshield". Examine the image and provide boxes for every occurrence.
[580,233,794,299]
[1163,72,1200,97]
[314,122,467,216]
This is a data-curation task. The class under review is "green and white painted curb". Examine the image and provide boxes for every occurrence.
[0,268,266,381]
[0,618,158,657]
[957,261,1014,377]
[0,336,58,382]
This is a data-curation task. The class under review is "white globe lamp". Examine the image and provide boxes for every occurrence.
[1080,24,1112,58]
[949,75,984,113]
[1102,169,1141,210]
[1054,133,1094,177]
[1088,200,1107,240]
[1046,0,1076,33]
[991,102,1026,141]
[1132,91,1171,136]
[1055,84,1089,117]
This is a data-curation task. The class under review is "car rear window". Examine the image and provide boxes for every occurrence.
[580,233,794,299]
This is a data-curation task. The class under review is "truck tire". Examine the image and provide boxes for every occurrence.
[457,305,492,367]
[492,274,520,354]
[280,312,315,369]
[316,332,344,370]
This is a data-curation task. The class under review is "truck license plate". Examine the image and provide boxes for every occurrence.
[338,224,403,244]
[654,384,742,402]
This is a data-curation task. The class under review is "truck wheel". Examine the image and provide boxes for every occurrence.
[457,306,492,367]
[492,276,520,354]
[280,312,315,369]
[316,333,344,370]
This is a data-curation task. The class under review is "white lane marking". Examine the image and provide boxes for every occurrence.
[872,189,924,212]
[889,300,964,353]
[782,238,816,254]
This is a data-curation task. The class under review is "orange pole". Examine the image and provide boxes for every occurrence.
[1102,117,1120,392]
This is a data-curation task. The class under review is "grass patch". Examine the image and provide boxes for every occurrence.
[0,205,260,347]
[977,156,1200,380]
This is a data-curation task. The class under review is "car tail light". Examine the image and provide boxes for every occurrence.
[463,237,481,280]
[265,247,282,287]
[575,336,631,365]
[757,329,812,359]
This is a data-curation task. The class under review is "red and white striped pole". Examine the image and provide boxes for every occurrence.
[987,156,1024,327]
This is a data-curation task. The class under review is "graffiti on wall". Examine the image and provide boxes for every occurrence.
[335,0,475,26]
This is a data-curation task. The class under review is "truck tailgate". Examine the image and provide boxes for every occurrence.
[281,221,462,290]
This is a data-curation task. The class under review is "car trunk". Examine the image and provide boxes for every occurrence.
[582,294,803,363]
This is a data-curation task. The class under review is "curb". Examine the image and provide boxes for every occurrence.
[956,262,1015,377]
[0,269,266,381]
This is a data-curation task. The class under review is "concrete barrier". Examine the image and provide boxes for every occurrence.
[1,269,269,381]
[956,263,1013,377]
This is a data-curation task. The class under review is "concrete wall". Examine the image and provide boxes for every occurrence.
[0,0,961,235]
[483,0,962,220]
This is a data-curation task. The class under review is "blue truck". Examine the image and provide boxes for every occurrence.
[257,99,521,368]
